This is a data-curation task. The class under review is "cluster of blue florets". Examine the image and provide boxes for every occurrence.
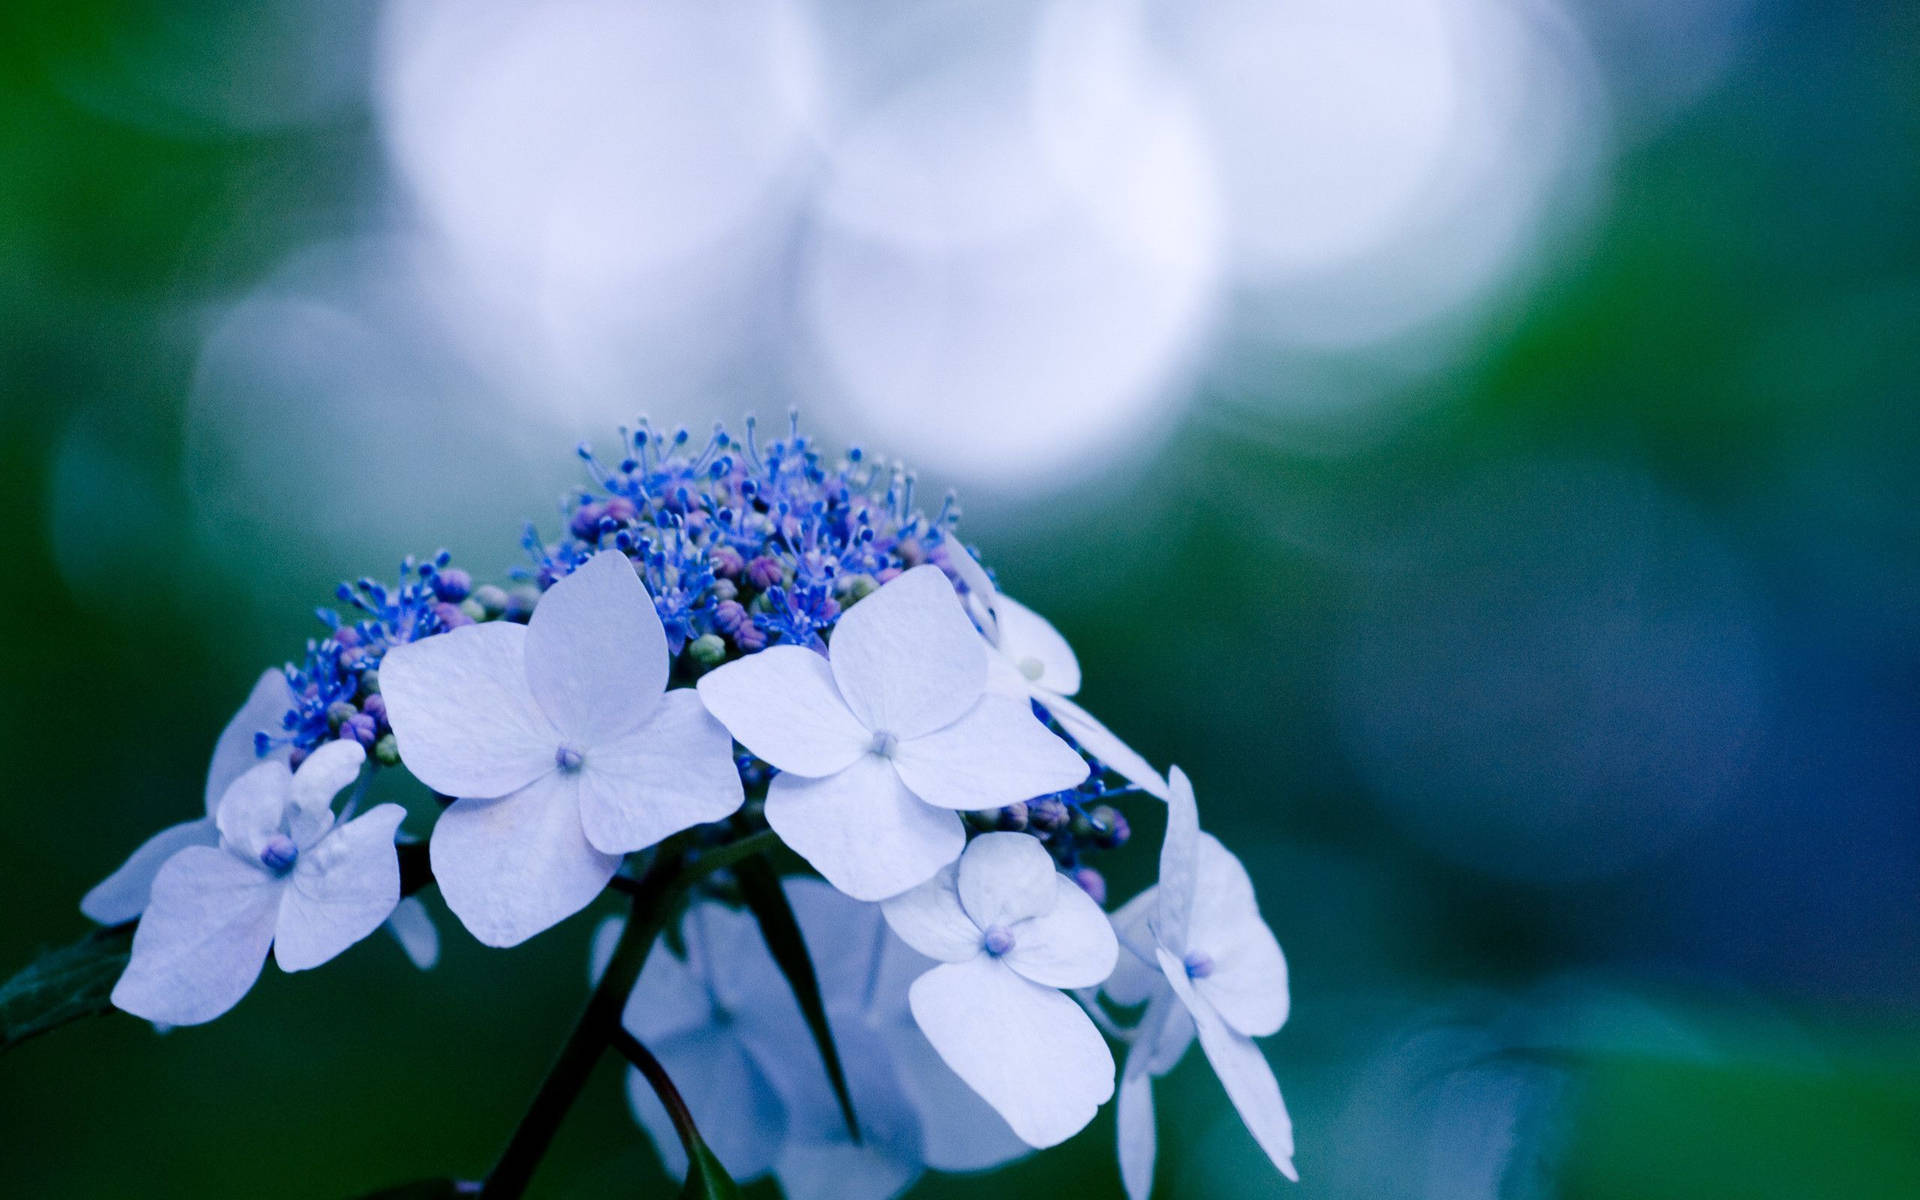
[260,414,1134,881]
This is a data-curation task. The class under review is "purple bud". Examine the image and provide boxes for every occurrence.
[431,567,473,602]
[1028,797,1070,834]
[875,567,902,584]
[982,925,1015,957]
[569,502,606,541]
[472,584,508,619]
[896,537,926,566]
[288,745,310,772]
[325,700,358,732]
[1072,867,1106,906]
[1088,804,1129,850]
[995,802,1029,832]
[434,601,475,629]
[713,599,750,636]
[344,713,378,747]
[554,743,585,772]
[746,555,785,590]
[259,835,298,874]
[734,623,767,652]
[1183,951,1215,979]
[603,496,638,525]
[333,626,362,648]
[504,586,540,623]
[710,544,745,579]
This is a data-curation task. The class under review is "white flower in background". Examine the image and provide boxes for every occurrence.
[944,543,1169,800]
[382,550,744,946]
[1104,766,1295,1195]
[110,741,405,1025]
[81,668,292,924]
[598,877,1030,1199]
[881,832,1119,1148]
[697,565,1088,901]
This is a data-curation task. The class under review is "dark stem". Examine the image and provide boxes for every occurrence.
[610,1029,700,1160]
[475,828,778,1199]
[478,860,676,1200]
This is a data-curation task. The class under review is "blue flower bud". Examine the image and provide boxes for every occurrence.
[434,601,474,630]
[554,743,585,773]
[687,634,727,671]
[504,586,540,623]
[982,925,1015,957]
[1183,950,1214,980]
[569,502,607,541]
[746,555,785,591]
[1072,867,1106,906]
[472,584,508,619]
[1027,797,1070,833]
[325,700,358,732]
[373,732,401,768]
[710,544,745,579]
[995,801,1029,832]
[1087,804,1129,850]
[431,567,473,602]
[259,835,298,874]
[343,713,378,747]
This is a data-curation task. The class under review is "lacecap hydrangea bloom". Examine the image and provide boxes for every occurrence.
[51,415,1296,1198]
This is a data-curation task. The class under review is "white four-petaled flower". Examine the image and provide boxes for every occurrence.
[381,551,744,946]
[881,832,1119,1148]
[111,741,405,1025]
[697,565,1088,901]
[944,543,1169,800]
[1105,766,1296,1195]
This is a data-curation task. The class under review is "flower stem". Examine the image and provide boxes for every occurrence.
[610,1028,700,1160]
[477,858,678,1199]
[474,828,780,1199]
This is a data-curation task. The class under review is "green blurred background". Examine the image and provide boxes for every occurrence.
[3,1,1917,1196]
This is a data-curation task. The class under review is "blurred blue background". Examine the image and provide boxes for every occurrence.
[2,1,1916,1196]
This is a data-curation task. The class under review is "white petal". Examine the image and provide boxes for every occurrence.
[882,1018,1031,1172]
[629,1026,786,1182]
[110,846,281,1025]
[1161,949,1297,1183]
[429,777,620,947]
[1005,873,1119,990]
[1156,766,1201,956]
[575,689,744,855]
[81,818,218,925]
[286,739,365,846]
[830,564,986,740]
[940,537,999,638]
[991,594,1082,696]
[1040,691,1170,800]
[880,861,981,964]
[696,645,870,776]
[621,927,725,1045]
[771,1020,924,1200]
[1191,835,1290,1038]
[1102,887,1161,1006]
[765,756,964,901]
[524,550,668,743]
[385,896,439,970]
[1117,1051,1157,1200]
[274,803,404,971]
[380,622,559,798]
[907,956,1114,1148]
[956,831,1057,928]
[215,760,294,861]
[783,876,891,1011]
[892,695,1089,811]
[205,669,295,817]
[1141,990,1197,1076]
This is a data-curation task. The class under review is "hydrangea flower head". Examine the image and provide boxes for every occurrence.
[110,741,405,1025]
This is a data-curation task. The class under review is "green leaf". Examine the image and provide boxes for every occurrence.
[0,924,133,1052]
[733,853,861,1143]
[678,1138,744,1200]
